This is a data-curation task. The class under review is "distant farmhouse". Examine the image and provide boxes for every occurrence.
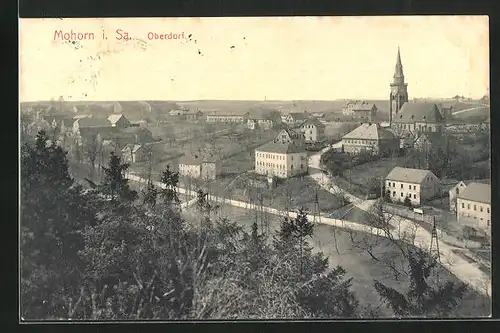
[385,166,441,206]
[107,114,132,128]
[206,111,249,123]
[342,123,399,156]
[342,101,377,121]
[299,118,325,143]
[121,144,150,163]
[178,155,219,181]
[247,109,275,130]
[280,112,308,127]
[254,129,308,179]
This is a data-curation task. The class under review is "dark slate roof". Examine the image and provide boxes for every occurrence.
[343,123,396,140]
[385,166,436,184]
[393,102,444,123]
[457,182,491,204]
[255,141,306,154]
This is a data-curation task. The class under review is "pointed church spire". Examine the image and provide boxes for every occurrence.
[394,46,404,79]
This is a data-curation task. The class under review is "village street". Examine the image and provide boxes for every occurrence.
[126,173,491,297]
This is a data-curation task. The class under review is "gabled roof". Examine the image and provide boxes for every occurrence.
[343,123,396,140]
[287,112,308,121]
[248,109,272,120]
[107,114,128,125]
[352,102,376,111]
[393,102,444,123]
[76,118,112,127]
[122,144,143,153]
[300,117,325,129]
[255,141,306,154]
[457,182,491,204]
[385,166,436,184]
[276,128,304,141]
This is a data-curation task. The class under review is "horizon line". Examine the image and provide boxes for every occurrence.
[20,96,487,104]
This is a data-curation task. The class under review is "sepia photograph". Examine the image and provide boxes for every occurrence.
[19,16,491,320]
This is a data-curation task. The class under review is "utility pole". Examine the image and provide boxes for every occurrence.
[429,216,441,263]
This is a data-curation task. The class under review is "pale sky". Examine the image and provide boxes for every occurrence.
[19,16,489,102]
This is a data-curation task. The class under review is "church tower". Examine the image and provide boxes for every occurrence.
[389,47,408,124]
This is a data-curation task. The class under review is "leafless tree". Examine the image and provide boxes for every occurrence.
[346,200,420,281]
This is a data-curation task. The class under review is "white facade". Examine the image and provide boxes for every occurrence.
[456,198,491,231]
[385,174,441,206]
[255,150,308,179]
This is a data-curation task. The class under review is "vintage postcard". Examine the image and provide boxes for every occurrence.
[19,16,490,320]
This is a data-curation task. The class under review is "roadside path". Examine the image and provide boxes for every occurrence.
[126,173,491,296]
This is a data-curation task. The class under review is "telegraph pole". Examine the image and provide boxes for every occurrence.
[429,216,441,263]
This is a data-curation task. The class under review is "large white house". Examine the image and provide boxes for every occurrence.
[342,123,399,156]
[385,166,441,206]
[178,155,218,181]
[456,182,491,233]
[299,118,326,143]
[254,129,308,178]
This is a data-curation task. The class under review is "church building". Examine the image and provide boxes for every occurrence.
[389,47,409,125]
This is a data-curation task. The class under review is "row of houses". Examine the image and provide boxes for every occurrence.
[339,101,456,156]
[385,166,491,233]
[342,100,378,121]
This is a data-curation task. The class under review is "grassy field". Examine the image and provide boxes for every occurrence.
[226,173,345,214]
[336,156,411,196]
[452,107,490,123]
[181,203,490,317]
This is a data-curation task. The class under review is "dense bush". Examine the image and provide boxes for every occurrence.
[20,130,473,320]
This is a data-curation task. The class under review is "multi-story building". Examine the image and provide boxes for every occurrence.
[456,182,491,232]
[299,118,326,143]
[385,166,441,206]
[178,155,218,181]
[247,109,275,130]
[392,102,446,135]
[206,111,249,123]
[254,129,308,178]
[351,102,378,121]
[107,114,131,129]
[342,123,399,156]
[280,112,308,127]
[342,100,360,115]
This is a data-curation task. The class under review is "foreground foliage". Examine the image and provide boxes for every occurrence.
[20,131,472,319]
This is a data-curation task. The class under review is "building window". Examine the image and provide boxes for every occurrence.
[393,183,395,188]
[461,203,465,209]
[480,206,483,212]
[401,192,403,197]
[474,205,477,211]
[413,185,416,190]
[413,194,416,199]
[487,220,490,226]
[393,191,396,196]
[487,207,490,213]
[468,204,470,210]
[401,184,403,189]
